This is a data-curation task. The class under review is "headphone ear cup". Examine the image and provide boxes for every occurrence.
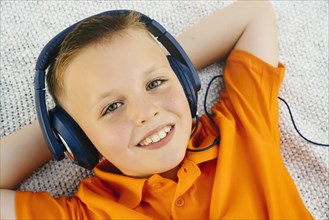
[167,55,198,117]
[49,106,99,170]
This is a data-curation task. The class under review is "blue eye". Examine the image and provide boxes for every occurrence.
[147,79,166,91]
[105,102,123,114]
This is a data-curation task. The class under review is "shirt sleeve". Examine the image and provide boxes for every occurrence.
[208,50,313,219]
[15,191,82,219]
[212,49,285,143]
[15,177,114,219]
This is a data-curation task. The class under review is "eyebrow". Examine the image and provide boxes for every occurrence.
[92,63,169,111]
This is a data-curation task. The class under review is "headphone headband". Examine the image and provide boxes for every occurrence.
[35,10,200,90]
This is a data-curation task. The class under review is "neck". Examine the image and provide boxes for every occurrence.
[160,164,181,182]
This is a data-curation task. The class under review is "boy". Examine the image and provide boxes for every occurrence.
[0,1,313,219]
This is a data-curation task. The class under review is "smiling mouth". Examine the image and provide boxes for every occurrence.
[138,125,174,147]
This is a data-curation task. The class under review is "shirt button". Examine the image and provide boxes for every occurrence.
[175,198,185,207]
[152,182,163,189]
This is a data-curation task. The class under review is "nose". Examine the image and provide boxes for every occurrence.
[131,95,159,126]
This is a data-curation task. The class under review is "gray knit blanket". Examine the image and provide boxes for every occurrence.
[1,1,328,219]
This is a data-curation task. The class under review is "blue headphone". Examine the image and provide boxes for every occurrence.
[35,10,201,170]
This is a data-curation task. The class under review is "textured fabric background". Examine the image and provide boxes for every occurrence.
[1,1,328,219]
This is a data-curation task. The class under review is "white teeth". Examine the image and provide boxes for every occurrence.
[159,130,166,139]
[145,137,152,144]
[151,135,160,143]
[139,125,172,146]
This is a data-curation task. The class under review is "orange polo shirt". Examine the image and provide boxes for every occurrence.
[15,50,313,219]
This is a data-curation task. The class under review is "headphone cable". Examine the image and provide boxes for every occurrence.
[202,75,329,147]
[278,96,329,147]
[204,75,223,126]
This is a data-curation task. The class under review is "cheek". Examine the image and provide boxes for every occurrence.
[82,120,131,157]
[164,83,190,115]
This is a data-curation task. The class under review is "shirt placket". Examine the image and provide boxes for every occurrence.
[171,160,201,219]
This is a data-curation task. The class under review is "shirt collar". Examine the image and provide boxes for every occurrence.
[94,160,146,209]
[186,115,219,164]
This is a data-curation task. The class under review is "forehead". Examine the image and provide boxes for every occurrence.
[61,29,170,105]
[66,28,166,75]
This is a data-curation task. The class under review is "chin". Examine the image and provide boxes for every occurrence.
[159,147,186,170]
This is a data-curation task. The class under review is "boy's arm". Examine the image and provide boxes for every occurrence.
[0,121,52,189]
[0,121,52,219]
[177,0,278,69]
[0,189,16,219]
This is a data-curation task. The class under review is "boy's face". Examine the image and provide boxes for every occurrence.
[62,29,192,177]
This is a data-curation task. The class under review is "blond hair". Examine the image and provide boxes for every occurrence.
[47,11,147,105]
